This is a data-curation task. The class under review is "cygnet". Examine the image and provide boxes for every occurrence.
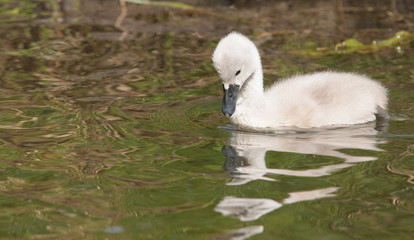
[212,32,388,131]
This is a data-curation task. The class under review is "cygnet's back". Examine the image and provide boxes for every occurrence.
[265,72,388,128]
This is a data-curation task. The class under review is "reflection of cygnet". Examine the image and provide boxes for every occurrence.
[212,32,388,131]
[222,125,386,185]
[215,187,338,222]
[229,225,264,240]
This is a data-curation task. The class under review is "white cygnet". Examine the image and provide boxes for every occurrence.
[212,32,389,131]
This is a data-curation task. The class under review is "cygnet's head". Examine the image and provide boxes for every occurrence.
[212,32,261,117]
[212,32,261,88]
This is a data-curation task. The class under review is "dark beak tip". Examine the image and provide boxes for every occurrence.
[222,84,239,118]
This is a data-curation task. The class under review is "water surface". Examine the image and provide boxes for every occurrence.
[1,0,414,239]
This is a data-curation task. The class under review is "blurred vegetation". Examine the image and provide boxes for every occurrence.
[125,0,194,9]
[291,31,414,55]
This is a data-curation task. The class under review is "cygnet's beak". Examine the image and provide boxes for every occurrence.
[222,84,239,117]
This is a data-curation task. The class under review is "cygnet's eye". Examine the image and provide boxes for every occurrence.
[235,70,241,76]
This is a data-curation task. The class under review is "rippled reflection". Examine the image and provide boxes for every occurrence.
[221,124,386,185]
[228,225,264,240]
[215,187,339,221]
[216,124,387,239]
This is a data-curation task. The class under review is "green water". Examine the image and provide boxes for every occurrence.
[1,1,414,239]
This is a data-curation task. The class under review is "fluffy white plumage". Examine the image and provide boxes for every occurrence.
[212,32,388,130]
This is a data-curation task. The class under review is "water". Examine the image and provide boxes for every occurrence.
[1,0,414,239]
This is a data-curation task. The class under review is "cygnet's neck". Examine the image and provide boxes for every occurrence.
[232,64,266,128]
[240,60,264,101]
